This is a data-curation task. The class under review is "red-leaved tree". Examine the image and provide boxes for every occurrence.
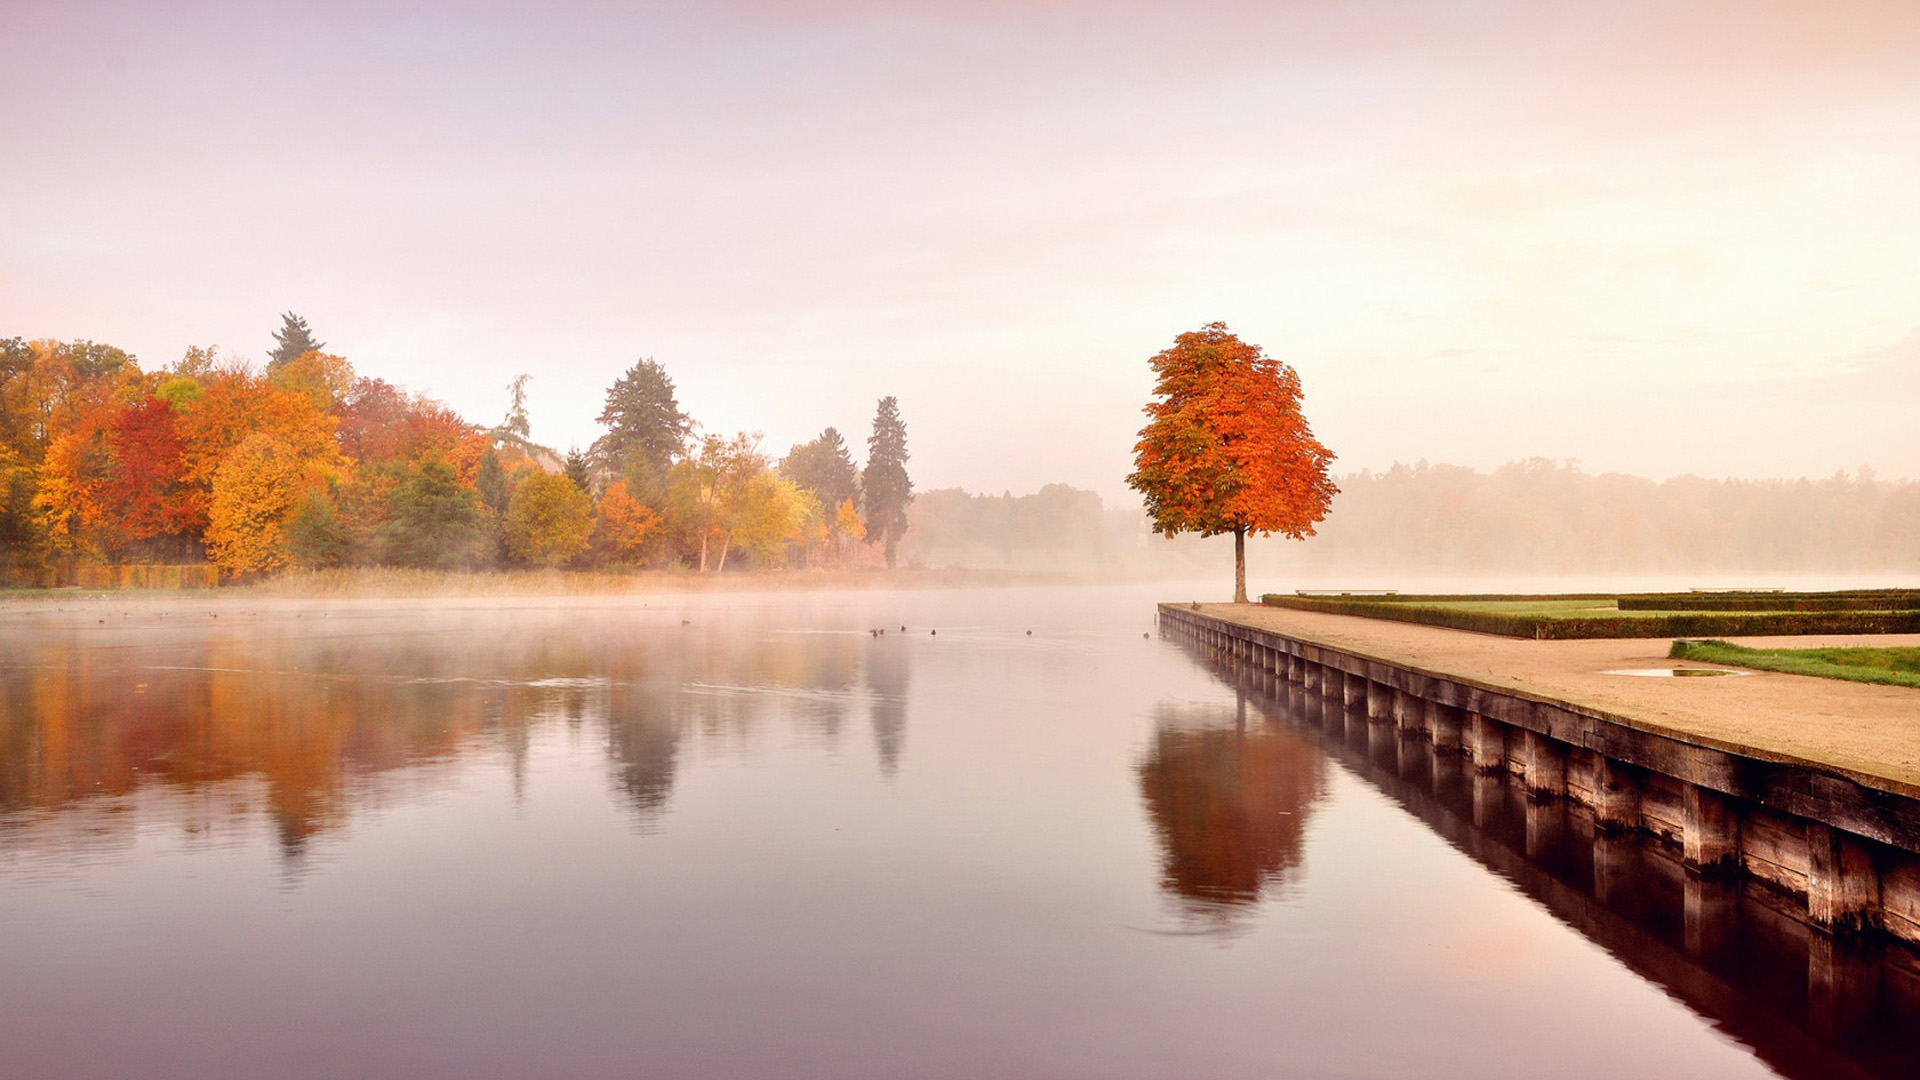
[1127,322,1338,602]
[107,397,195,551]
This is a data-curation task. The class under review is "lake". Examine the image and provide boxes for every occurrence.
[1,586,1912,1079]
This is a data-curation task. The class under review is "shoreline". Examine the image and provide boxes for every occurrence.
[0,566,1205,608]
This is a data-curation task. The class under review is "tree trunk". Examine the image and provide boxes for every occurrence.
[698,529,710,572]
[885,536,897,569]
[717,532,732,573]
[1233,525,1247,603]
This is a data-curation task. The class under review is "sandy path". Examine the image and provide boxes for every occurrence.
[1191,603,1920,793]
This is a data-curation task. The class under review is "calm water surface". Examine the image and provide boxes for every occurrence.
[0,586,1911,1079]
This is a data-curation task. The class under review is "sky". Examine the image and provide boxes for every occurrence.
[4,0,1917,502]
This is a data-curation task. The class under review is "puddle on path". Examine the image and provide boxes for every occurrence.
[1602,667,1751,678]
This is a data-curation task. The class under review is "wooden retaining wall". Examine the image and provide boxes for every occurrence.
[1220,669,1920,1075]
[1160,603,1920,948]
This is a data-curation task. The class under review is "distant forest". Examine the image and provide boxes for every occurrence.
[902,460,1920,577]
[5,324,1913,583]
[0,319,915,580]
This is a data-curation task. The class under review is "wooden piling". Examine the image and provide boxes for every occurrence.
[1521,730,1568,799]
[1808,824,1880,935]
[1429,703,1465,755]
[1591,757,1642,834]
[1365,681,1393,722]
[1466,713,1506,774]
[1682,784,1740,874]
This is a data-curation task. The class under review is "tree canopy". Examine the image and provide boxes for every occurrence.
[860,397,912,569]
[379,457,488,570]
[267,312,324,371]
[781,428,859,517]
[505,471,595,568]
[0,330,935,579]
[593,358,690,478]
[1127,322,1337,601]
[563,446,592,492]
[782,427,862,565]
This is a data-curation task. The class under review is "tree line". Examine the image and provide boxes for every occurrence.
[0,314,913,578]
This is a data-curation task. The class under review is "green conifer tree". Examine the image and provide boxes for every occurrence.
[860,397,912,568]
[564,446,593,493]
[267,312,324,371]
[592,358,690,479]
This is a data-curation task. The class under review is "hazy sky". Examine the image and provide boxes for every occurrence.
[5,0,1917,500]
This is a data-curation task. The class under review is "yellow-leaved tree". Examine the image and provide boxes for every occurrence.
[726,471,815,569]
[267,350,355,413]
[832,497,865,566]
[505,471,595,567]
[205,433,308,576]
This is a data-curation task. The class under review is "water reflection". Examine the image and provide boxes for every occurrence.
[0,607,910,863]
[866,640,909,777]
[1136,692,1326,921]
[605,668,682,828]
[7,589,1900,1080]
[1176,639,1920,1080]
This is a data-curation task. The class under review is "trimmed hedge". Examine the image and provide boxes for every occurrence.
[1619,591,1920,612]
[1285,589,1920,610]
[1260,594,1920,639]
[1290,591,1621,603]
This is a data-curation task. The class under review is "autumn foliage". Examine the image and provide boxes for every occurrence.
[206,432,313,576]
[1,329,912,580]
[506,472,595,567]
[1128,322,1337,601]
[592,480,660,564]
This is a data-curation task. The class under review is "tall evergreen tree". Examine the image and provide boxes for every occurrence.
[860,396,912,568]
[592,358,691,480]
[267,312,323,371]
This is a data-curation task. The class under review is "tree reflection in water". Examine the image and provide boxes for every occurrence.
[0,608,904,865]
[604,668,683,830]
[1137,690,1326,921]
[866,640,909,778]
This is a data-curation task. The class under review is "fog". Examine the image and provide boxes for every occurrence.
[5,0,1918,505]
[900,461,1919,589]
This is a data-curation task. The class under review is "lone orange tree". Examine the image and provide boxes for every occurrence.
[1127,323,1338,602]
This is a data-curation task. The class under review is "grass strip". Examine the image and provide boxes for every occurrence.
[1669,639,1920,690]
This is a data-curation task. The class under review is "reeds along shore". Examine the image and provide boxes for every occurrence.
[0,565,1145,600]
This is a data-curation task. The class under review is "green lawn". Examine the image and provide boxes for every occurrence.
[1415,599,1648,618]
[1669,639,1920,690]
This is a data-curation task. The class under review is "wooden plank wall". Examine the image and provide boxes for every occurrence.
[1159,603,1920,948]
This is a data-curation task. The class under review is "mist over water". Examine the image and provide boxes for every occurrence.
[904,464,1920,583]
[5,586,1908,1079]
